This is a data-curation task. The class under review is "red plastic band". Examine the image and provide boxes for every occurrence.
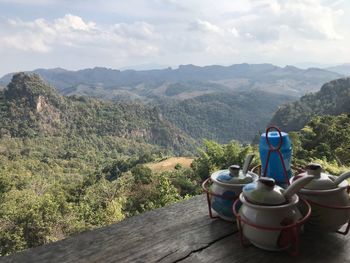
[262,126,290,186]
[232,198,312,231]
[202,178,238,221]
[265,126,283,151]
[232,198,312,256]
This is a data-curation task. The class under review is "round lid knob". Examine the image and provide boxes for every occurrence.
[243,177,286,205]
[299,163,337,190]
[229,165,240,177]
[214,165,254,184]
[259,177,276,188]
[306,163,322,177]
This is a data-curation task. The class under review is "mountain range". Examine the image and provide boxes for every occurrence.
[325,64,350,76]
[0,64,342,101]
[0,64,348,144]
[1,64,344,143]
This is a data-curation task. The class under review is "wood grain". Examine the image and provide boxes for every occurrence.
[1,195,350,263]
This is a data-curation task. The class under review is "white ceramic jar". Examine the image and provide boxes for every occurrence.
[237,176,313,251]
[210,165,258,221]
[292,163,350,232]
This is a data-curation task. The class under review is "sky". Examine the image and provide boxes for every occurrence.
[0,0,349,76]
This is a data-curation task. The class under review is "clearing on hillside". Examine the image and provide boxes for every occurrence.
[145,157,194,172]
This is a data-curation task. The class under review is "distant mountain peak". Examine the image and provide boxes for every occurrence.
[284,65,301,71]
[326,64,350,76]
[178,64,199,70]
[0,63,342,100]
[34,67,67,73]
[4,72,62,109]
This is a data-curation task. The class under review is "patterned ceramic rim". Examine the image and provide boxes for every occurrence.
[239,193,299,210]
[233,196,311,230]
[210,170,258,188]
[202,177,238,199]
[232,196,312,256]
[298,180,349,195]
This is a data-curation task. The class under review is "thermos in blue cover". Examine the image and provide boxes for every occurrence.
[259,131,292,186]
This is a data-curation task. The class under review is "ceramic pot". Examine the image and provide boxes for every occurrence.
[210,164,258,221]
[238,194,302,250]
[292,163,350,232]
[237,176,313,251]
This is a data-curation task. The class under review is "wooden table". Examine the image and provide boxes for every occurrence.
[2,195,350,263]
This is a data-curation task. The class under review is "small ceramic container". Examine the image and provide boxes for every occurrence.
[292,163,350,232]
[210,165,258,221]
[237,176,313,251]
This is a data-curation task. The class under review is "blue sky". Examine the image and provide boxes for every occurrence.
[0,0,349,75]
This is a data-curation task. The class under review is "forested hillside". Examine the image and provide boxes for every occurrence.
[270,78,350,131]
[156,91,294,143]
[3,64,340,143]
[0,73,195,153]
[291,114,350,167]
[1,89,349,255]
[0,73,197,255]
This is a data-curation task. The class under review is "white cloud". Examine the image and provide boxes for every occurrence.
[219,0,344,42]
[281,0,343,40]
[54,14,96,32]
[113,22,156,39]
[0,0,349,75]
[188,19,223,34]
[1,35,51,52]
[231,27,239,38]
[0,14,159,57]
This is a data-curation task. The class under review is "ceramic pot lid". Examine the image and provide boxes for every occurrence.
[216,165,254,184]
[243,177,286,205]
[297,163,337,190]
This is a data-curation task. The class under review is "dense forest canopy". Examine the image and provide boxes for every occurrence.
[291,114,350,167]
[0,73,195,153]
[157,91,293,142]
[0,73,196,255]
[1,113,349,255]
[271,77,350,131]
[1,65,343,143]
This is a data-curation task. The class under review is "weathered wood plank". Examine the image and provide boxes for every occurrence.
[1,195,235,263]
[180,228,350,263]
[2,194,350,263]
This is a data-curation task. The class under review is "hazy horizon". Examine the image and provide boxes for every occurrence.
[1,61,349,78]
[1,0,350,76]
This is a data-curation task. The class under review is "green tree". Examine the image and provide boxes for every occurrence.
[131,165,152,184]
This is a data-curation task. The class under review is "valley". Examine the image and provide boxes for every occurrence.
[1,68,350,256]
[1,63,343,143]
